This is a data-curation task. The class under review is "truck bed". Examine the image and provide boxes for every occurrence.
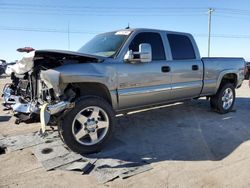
[201,57,245,96]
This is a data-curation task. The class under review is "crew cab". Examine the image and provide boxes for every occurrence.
[14,28,245,154]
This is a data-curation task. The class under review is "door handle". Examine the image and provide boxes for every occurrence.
[161,66,171,73]
[192,65,199,71]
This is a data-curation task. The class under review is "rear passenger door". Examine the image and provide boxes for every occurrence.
[167,34,203,99]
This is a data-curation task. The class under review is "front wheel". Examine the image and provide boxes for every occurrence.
[60,96,115,154]
[210,83,235,114]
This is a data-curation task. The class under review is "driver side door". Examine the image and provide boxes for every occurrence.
[117,32,172,110]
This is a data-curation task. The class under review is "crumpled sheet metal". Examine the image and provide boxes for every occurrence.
[32,138,82,171]
[0,132,44,152]
[0,131,60,152]
[90,152,153,184]
[65,161,95,173]
[41,152,82,171]
[33,140,68,162]
[0,131,153,183]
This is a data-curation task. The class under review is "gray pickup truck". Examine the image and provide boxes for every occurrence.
[23,28,245,154]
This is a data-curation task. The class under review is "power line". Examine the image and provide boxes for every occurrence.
[1,3,249,16]
[216,8,250,14]
[0,3,208,10]
[0,6,206,16]
[0,10,206,17]
[0,26,249,39]
[0,7,249,20]
[1,3,249,14]
[2,3,249,13]
[0,4,249,19]
[0,26,100,34]
[195,34,250,39]
[214,14,250,20]
[0,4,208,16]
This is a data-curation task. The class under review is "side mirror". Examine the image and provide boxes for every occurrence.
[124,43,152,63]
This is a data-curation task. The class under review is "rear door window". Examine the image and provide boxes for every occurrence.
[129,32,166,60]
[167,34,196,60]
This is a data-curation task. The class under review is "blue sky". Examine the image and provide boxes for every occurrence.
[0,0,249,61]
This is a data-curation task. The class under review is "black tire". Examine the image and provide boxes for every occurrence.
[210,83,235,114]
[210,96,217,109]
[60,96,115,154]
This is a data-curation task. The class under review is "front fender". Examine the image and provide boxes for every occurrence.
[40,63,118,98]
[58,63,117,89]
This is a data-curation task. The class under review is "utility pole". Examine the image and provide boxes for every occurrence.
[208,8,214,57]
[67,22,70,50]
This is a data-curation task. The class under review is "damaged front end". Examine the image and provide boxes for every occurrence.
[2,51,34,108]
[33,50,104,132]
[1,50,41,123]
[2,75,40,123]
[38,70,79,133]
[2,49,103,125]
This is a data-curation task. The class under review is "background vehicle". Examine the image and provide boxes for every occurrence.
[245,62,250,79]
[0,59,6,76]
[4,28,246,154]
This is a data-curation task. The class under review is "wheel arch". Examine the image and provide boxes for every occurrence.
[215,71,238,93]
[69,82,117,109]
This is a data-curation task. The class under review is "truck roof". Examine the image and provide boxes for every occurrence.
[111,28,192,36]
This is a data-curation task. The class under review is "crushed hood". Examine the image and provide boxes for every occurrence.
[34,49,105,62]
[6,51,35,75]
[9,50,105,76]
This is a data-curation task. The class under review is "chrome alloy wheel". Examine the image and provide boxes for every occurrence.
[72,106,109,146]
[222,88,234,110]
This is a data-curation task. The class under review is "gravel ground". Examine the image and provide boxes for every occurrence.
[0,77,250,188]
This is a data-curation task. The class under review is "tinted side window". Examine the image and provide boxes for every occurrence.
[167,34,196,60]
[129,32,166,60]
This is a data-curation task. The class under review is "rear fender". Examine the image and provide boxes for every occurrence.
[215,70,239,93]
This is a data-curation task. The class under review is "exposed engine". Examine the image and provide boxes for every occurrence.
[2,48,101,124]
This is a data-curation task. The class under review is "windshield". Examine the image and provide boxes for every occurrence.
[78,31,131,57]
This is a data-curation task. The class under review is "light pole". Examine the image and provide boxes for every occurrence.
[68,22,70,50]
[208,8,214,57]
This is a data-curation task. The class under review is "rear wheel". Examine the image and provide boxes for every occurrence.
[210,83,235,114]
[60,96,115,154]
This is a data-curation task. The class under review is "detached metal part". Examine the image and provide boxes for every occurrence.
[2,85,16,105]
[2,84,20,109]
[40,103,49,133]
[40,101,74,133]
[12,103,31,114]
[12,101,39,114]
[47,101,73,115]
[40,69,62,98]
[11,51,34,75]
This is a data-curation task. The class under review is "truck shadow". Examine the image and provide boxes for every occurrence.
[90,97,250,164]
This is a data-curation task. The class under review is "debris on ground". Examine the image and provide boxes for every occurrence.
[0,132,44,152]
[65,161,94,173]
[90,154,152,183]
[41,152,83,171]
[0,131,153,183]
